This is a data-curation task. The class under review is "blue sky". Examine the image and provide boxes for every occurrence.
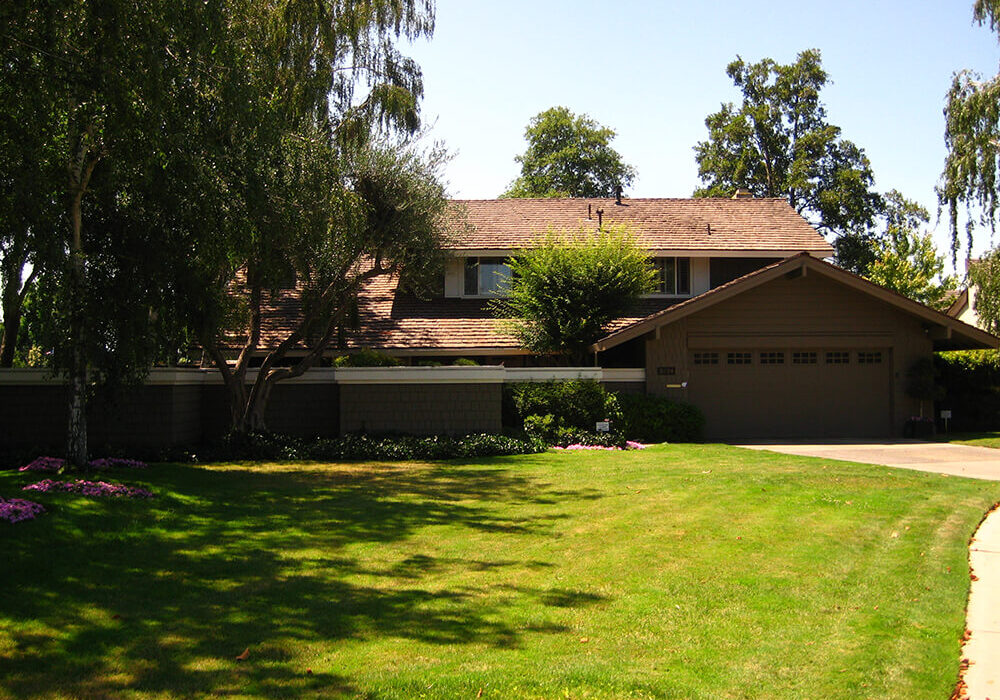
[406,0,1000,269]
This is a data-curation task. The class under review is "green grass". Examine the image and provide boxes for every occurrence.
[938,431,1000,448]
[2,445,998,699]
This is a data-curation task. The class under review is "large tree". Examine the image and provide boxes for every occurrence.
[0,0,234,463]
[694,50,883,266]
[862,191,956,309]
[491,226,656,365]
[969,249,1000,334]
[941,0,1000,254]
[1,0,442,456]
[502,106,636,198]
[173,1,444,437]
[866,236,957,311]
[198,140,450,436]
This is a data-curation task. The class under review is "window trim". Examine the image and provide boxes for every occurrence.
[463,256,512,298]
[651,257,691,296]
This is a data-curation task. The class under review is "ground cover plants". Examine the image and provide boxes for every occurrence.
[1,445,998,698]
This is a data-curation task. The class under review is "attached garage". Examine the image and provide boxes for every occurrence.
[592,254,998,440]
[686,347,892,439]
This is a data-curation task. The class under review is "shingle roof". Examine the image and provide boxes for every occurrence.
[246,273,677,354]
[446,197,833,254]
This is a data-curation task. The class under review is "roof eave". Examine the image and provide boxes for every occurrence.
[590,253,1000,353]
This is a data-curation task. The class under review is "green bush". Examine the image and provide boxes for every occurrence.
[507,380,623,445]
[332,348,401,367]
[509,380,622,430]
[452,357,479,366]
[616,392,704,443]
[936,350,1000,431]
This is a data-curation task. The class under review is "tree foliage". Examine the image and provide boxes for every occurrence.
[502,106,636,198]
[203,141,450,435]
[941,0,1000,254]
[969,248,1000,334]
[694,50,882,257]
[491,226,657,364]
[865,230,957,311]
[0,0,444,453]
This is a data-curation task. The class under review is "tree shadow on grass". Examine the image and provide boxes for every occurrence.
[0,459,608,698]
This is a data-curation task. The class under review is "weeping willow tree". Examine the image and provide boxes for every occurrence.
[941,0,1000,255]
[1,0,445,461]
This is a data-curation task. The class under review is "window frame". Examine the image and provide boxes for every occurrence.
[652,257,691,296]
[463,256,512,298]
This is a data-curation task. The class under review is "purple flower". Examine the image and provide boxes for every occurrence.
[0,498,46,523]
[554,444,619,451]
[23,479,153,499]
[19,456,67,472]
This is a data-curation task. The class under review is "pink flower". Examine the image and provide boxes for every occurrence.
[0,498,45,523]
[19,457,66,472]
[23,479,153,499]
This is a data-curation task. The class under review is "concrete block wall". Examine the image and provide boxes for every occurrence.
[339,383,501,435]
[0,366,643,450]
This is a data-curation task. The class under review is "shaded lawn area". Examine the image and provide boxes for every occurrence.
[1,445,998,699]
[938,431,1000,449]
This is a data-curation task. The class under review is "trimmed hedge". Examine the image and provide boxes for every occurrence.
[616,392,705,443]
[935,350,1000,431]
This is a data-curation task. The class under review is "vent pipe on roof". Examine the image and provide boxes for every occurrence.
[596,208,604,230]
[615,184,623,205]
[588,203,592,220]
[707,223,712,236]
[733,188,753,199]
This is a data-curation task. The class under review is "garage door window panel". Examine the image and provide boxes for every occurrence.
[793,351,817,364]
[693,352,719,365]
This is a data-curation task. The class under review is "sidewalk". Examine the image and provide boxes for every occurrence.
[963,506,1000,700]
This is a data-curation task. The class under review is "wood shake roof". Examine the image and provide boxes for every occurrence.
[247,273,678,354]
[446,197,834,254]
[233,197,837,355]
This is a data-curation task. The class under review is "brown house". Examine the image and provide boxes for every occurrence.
[256,196,997,440]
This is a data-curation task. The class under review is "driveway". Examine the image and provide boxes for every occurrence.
[734,439,1000,481]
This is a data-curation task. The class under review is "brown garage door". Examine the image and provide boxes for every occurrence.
[687,348,892,439]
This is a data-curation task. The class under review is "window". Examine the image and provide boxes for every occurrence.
[759,351,785,365]
[727,352,752,365]
[693,352,719,365]
[654,257,691,295]
[826,351,850,364]
[464,257,511,296]
[858,351,883,364]
[792,351,817,364]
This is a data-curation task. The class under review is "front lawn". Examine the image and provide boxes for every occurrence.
[938,431,1000,449]
[2,445,997,699]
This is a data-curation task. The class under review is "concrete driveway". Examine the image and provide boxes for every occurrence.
[734,439,1000,481]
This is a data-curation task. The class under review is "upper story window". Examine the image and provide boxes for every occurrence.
[655,257,691,295]
[464,257,511,297]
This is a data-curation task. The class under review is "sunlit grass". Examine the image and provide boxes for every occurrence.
[2,445,998,698]
[939,431,1000,448]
